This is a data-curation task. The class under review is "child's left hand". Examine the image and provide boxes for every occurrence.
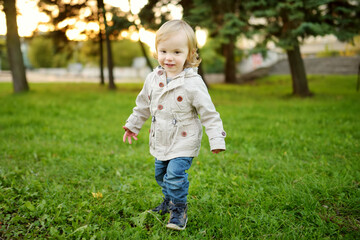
[212,149,224,154]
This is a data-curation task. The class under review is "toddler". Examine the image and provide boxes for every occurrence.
[123,19,226,231]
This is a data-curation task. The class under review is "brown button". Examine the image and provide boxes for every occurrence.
[158,105,163,110]
[222,131,226,136]
[177,96,183,102]
[158,70,163,76]
[181,131,187,137]
[159,82,164,87]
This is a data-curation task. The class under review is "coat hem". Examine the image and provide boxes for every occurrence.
[150,151,199,161]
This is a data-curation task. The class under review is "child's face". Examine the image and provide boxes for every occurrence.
[157,30,189,78]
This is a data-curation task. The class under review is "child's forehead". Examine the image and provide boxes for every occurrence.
[160,30,186,40]
[158,31,188,46]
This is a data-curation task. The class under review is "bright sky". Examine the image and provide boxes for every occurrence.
[0,0,207,50]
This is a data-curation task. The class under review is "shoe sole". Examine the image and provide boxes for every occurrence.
[166,218,188,231]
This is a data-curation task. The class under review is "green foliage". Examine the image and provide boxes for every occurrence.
[0,75,359,238]
[37,0,89,42]
[188,0,249,82]
[27,37,79,68]
[342,36,360,56]
[26,37,150,69]
[109,15,133,34]
[49,41,81,68]
[138,0,169,30]
[246,0,360,49]
[316,44,340,57]
[200,38,244,74]
[77,41,100,67]
[27,37,55,68]
[112,39,145,67]
[34,1,100,68]
[200,38,225,73]
[188,0,216,32]
[52,52,70,68]
[189,0,248,43]
[220,13,247,41]
[292,23,331,37]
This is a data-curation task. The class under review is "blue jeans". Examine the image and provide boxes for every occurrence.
[155,157,193,204]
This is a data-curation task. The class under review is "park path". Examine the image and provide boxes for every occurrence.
[269,56,360,75]
[0,70,144,83]
[0,56,359,84]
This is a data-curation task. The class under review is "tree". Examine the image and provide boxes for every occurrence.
[188,0,249,84]
[178,0,208,86]
[109,1,155,71]
[37,0,116,88]
[111,39,144,66]
[2,0,29,93]
[28,36,55,68]
[137,0,210,85]
[37,0,88,54]
[246,0,360,96]
[97,1,105,85]
[98,0,115,89]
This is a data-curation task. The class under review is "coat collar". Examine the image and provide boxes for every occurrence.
[154,66,198,91]
[155,66,198,78]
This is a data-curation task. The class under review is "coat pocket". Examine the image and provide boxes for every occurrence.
[176,122,200,149]
[156,123,177,147]
[172,89,190,111]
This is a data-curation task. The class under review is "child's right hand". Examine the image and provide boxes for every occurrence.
[212,149,225,154]
[122,126,138,144]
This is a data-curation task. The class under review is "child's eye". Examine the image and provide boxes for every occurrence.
[160,50,166,54]
[175,51,181,54]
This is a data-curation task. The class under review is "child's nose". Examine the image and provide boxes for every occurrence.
[165,54,173,61]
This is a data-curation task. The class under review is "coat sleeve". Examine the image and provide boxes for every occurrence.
[189,77,226,151]
[124,74,152,135]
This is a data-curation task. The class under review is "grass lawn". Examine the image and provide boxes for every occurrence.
[0,75,359,239]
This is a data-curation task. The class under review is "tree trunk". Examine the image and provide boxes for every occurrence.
[98,9,105,85]
[137,39,153,71]
[132,23,153,71]
[223,40,236,84]
[4,0,29,93]
[286,45,312,96]
[98,0,115,89]
[103,14,115,89]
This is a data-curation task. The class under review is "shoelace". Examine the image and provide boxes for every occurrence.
[169,206,183,221]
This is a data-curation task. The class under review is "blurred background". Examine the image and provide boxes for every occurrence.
[1,0,359,93]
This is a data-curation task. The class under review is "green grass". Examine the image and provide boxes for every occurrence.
[0,75,359,239]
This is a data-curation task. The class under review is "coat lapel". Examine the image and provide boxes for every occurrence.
[155,67,197,99]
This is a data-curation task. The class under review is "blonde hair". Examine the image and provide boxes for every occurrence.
[155,20,201,68]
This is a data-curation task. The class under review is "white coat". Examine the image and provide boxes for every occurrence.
[125,67,226,160]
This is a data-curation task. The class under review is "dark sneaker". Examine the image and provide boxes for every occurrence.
[166,202,188,231]
[152,198,170,215]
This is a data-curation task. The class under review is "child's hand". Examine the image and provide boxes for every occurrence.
[122,126,138,144]
[212,149,224,154]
